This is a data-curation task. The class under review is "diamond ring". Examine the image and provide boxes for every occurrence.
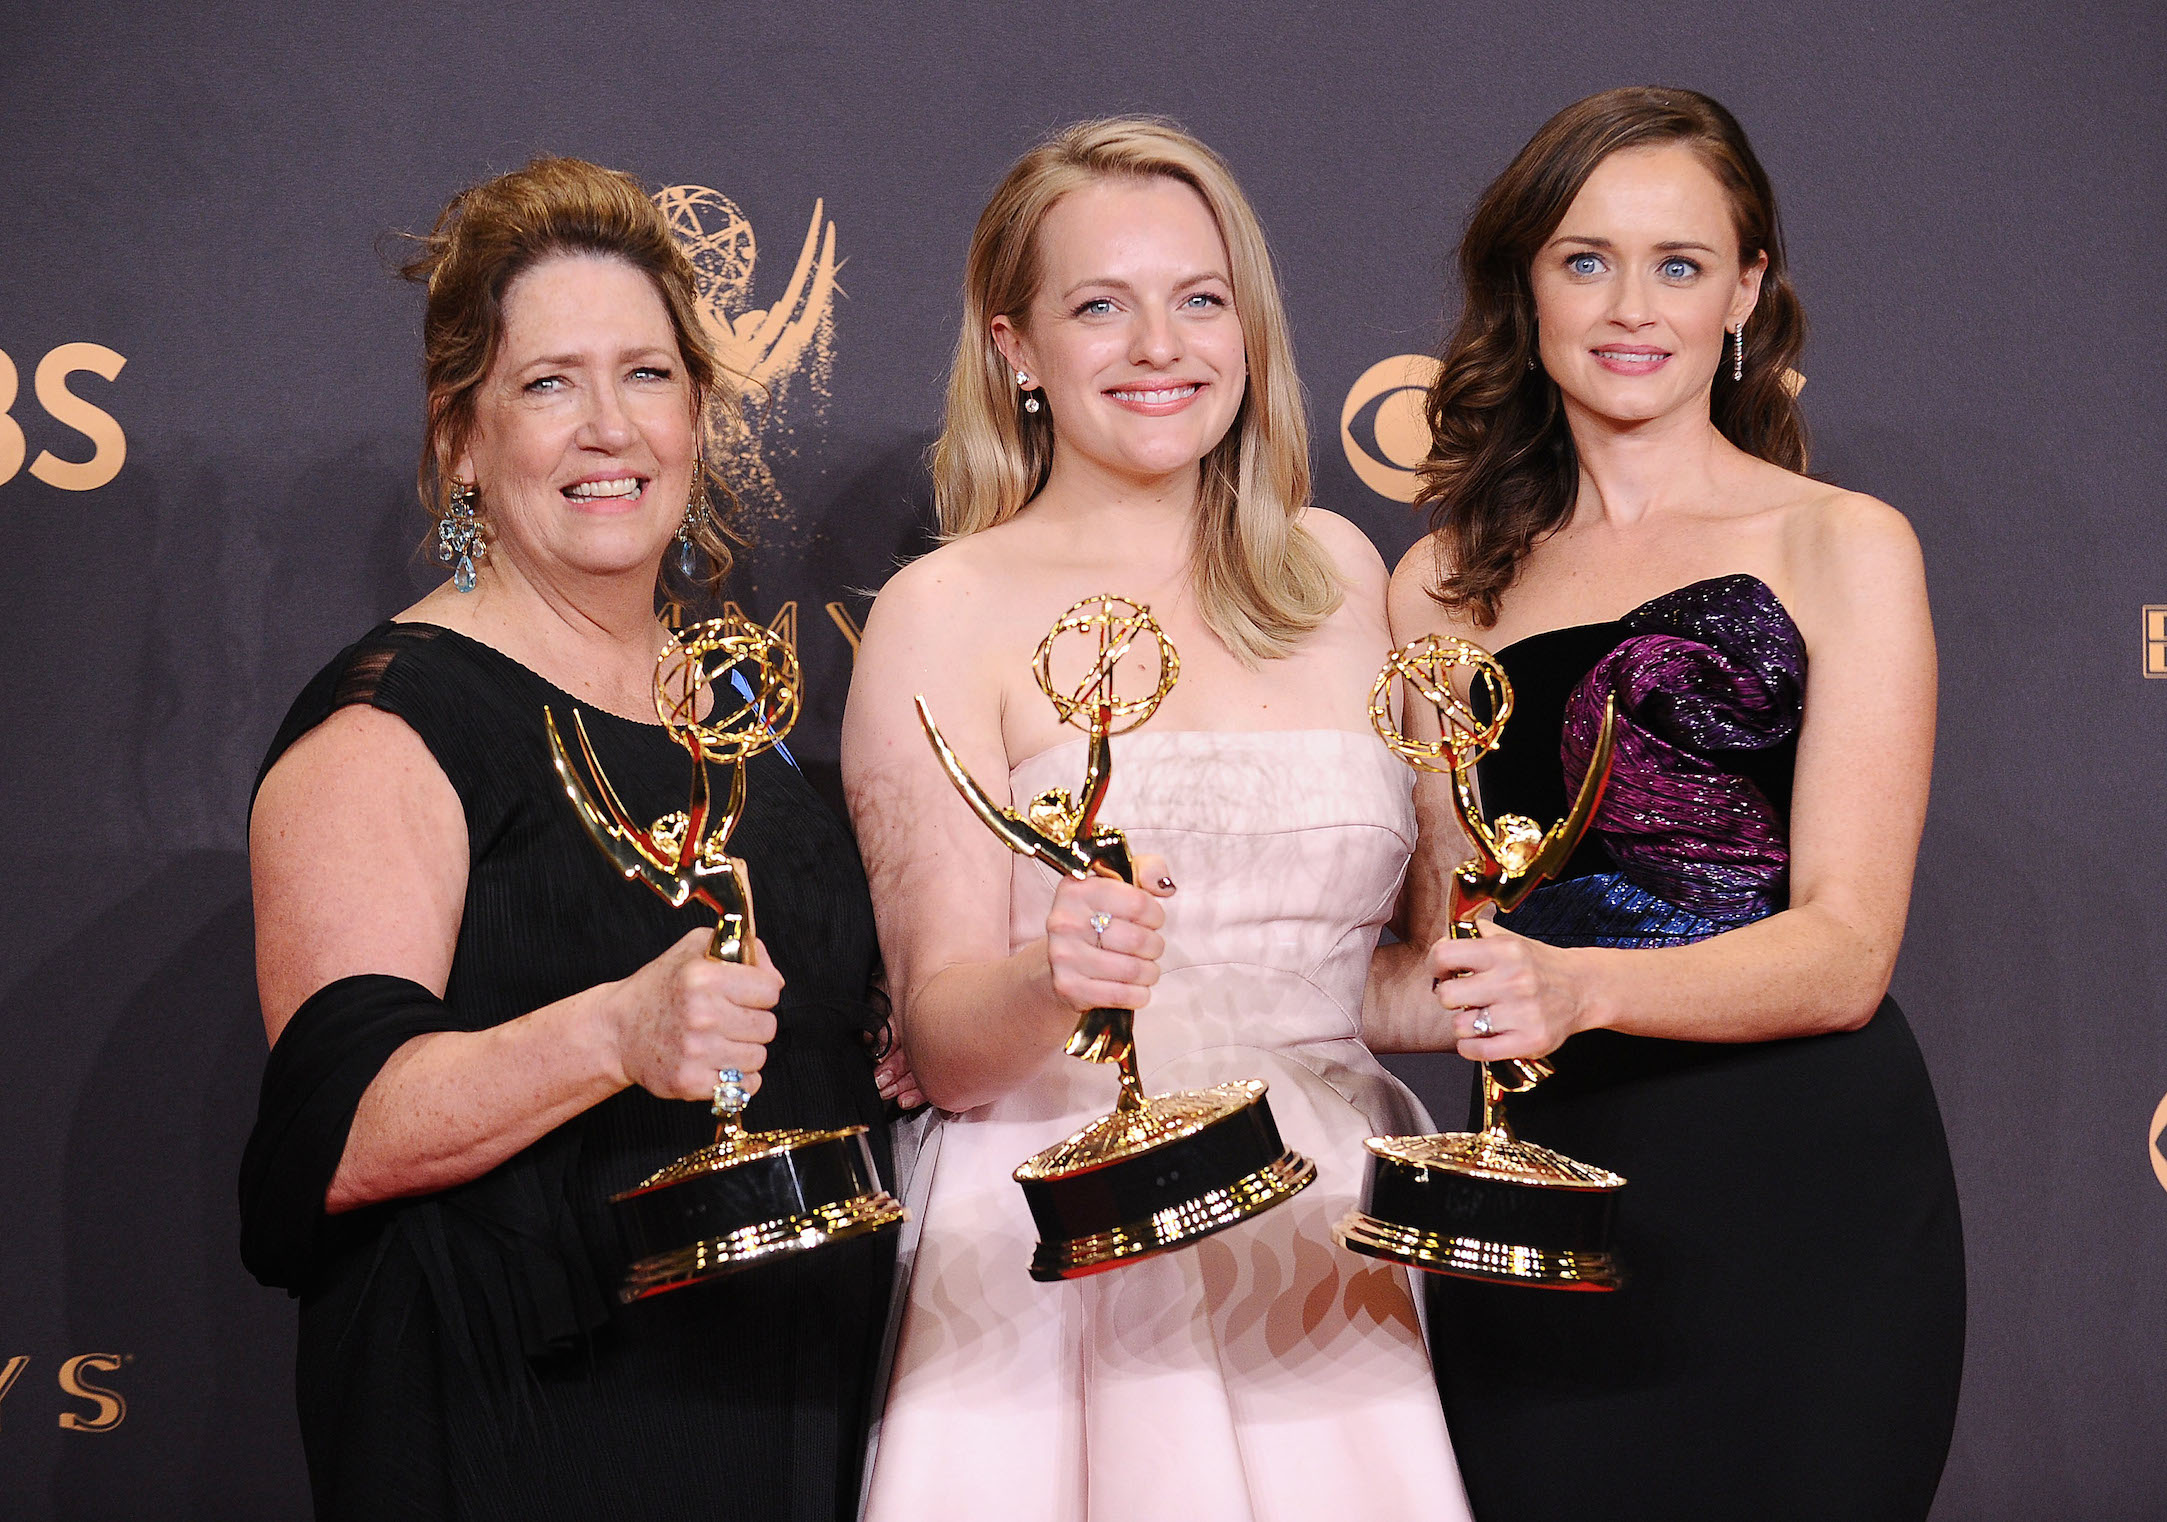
[713,1066,749,1113]
[1088,910,1113,946]
[1470,1012,1493,1037]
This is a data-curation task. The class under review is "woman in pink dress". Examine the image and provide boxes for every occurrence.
[843,119,1472,1521]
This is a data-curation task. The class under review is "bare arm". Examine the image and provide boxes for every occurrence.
[1418,496,1937,1058]
[251,705,780,1213]
[841,555,1169,1115]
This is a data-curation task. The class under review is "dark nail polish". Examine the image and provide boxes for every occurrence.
[1157,876,1176,891]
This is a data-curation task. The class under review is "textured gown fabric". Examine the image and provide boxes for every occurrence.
[1428,576,1965,1522]
[243,622,894,1522]
[864,730,1473,1522]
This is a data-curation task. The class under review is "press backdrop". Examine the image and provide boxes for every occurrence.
[3,3,2161,1517]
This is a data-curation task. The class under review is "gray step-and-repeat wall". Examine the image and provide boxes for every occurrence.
[3,3,2160,1517]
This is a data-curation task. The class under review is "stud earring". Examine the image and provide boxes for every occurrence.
[676,455,706,577]
[1732,323,1745,382]
[439,480,485,593]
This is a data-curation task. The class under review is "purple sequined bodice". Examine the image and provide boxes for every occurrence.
[1491,575,1807,949]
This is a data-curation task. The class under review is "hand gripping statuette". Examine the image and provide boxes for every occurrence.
[546,610,903,1302]
[915,595,1315,1281]
[1334,634,1629,1290]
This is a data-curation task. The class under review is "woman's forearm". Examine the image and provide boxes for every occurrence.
[325,982,627,1213]
[901,943,1085,1113]
[1362,937,1457,1054]
[1574,899,1894,1044]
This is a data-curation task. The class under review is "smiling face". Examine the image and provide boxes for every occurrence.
[1531,143,1765,428]
[451,251,699,589]
[992,175,1248,491]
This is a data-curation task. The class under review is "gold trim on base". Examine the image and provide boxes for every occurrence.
[1332,1210,1620,1291]
[615,1123,871,1198]
[1014,1080,1264,1179]
[1027,1152,1316,1282]
[618,1191,908,1303]
[1362,1131,1625,1191]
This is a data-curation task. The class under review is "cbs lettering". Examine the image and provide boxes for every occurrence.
[0,1354,130,1432]
[0,343,127,491]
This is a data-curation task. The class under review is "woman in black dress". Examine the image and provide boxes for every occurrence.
[1365,89,1964,1519]
[242,157,894,1521]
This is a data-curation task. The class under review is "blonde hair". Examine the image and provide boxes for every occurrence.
[930,118,1339,664]
[399,155,740,598]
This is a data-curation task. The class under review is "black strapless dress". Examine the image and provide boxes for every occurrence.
[1427,576,1964,1522]
[240,622,893,1522]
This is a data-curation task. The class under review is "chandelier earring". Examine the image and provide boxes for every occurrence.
[676,454,707,578]
[1017,369,1041,414]
[438,479,485,594]
[1732,322,1745,383]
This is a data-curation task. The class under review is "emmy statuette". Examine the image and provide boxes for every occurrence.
[546,612,904,1302]
[915,595,1315,1281]
[1334,634,1629,1290]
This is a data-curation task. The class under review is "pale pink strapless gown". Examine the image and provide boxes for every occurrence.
[862,730,1472,1522]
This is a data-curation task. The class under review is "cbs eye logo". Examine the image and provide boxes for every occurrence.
[2152,1092,2167,1196]
[1340,355,1440,503]
[0,342,127,492]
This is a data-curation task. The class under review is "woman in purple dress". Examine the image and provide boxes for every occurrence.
[1366,88,1964,1520]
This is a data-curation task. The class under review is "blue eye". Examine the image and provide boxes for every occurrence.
[1566,253,1604,276]
[1182,291,1228,310]
[1075,297,1116,317]
[525,375,565,393]
[1659,257,1699,280]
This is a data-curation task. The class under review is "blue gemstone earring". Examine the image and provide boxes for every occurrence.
[438,480,485,593]
[675,454,706,577]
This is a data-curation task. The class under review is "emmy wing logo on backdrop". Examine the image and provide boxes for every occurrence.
[656,186,839,548]
[2142,606,2167,677]
[0,342,126,492]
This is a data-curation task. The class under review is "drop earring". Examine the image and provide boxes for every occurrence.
[1017,369,1041,414]
[439,480,484,593]
[1732,323,1745,382]
[675,455,706,577]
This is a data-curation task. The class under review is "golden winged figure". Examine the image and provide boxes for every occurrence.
[914,597,1178,1110]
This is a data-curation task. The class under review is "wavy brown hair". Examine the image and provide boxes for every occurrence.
[1416,87,1808,626]
[398,155,740,600]
[931,117,1338,664]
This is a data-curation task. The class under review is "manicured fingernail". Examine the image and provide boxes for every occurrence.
[1157,876,1176,891]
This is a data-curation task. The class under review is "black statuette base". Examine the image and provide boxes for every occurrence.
[612,1128,900,1295]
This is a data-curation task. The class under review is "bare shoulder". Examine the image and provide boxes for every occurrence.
[251,703,466,1032]
[1386,535,1460,642]
[1789,485,1920,564]
[1783,485,1925,601]
[254,703,455,828]
[1767,482,1930,649]
[865,536,989,625]
[1302,508,1388,584]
